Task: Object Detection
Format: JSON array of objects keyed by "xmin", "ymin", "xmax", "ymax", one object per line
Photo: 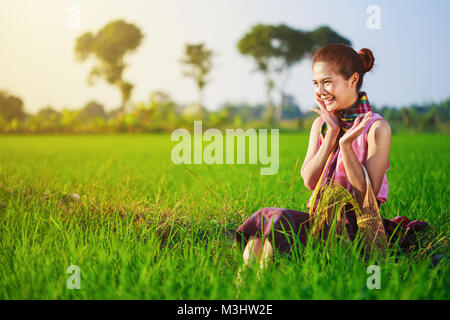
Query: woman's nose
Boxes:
[{"xmin": 316, "ymin": 84, "xmax": 327, "ymax": 95}]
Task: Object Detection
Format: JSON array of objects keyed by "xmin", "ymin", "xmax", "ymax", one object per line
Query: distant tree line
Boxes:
[
  {"xmin": 1, "ymin": 19, "xmax": 448, "ymax": 133},
  {"xmin": 0, "ymin": 89, "xmax": 448, "ymax": 133}
]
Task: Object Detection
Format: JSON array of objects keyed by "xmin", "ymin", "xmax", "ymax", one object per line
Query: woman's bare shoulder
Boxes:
[{"xmin": 368, "ymin": 118, "xmax": 391, "ymax": 142}]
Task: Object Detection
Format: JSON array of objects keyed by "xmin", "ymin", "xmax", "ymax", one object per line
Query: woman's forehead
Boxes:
[{"xmin": 312, "ymin": 62, "xmax": 338, "ymax": 81}]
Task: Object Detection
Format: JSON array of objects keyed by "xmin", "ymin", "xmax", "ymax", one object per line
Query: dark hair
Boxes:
[{"xmin": 312, "ymin": 44, "xmax": 375, "ymax": 91}]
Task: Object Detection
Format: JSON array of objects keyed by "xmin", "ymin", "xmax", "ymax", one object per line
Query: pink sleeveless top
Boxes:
[{"xmin": 307, "ymin": 113, "xmax": 389, "ymax": 207}]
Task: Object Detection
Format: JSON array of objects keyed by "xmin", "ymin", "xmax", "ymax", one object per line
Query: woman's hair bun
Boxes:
[{"xmin": 358, "ymin": 48, "xmax": 374, "ymax": 73}]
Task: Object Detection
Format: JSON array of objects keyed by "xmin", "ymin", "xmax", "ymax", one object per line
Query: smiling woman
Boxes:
[
  {"xmin": 235, "ymin": 44, "xmax": 430, "ymax": 276},
  {"xmin": 306, "ymin": 45, "xmax": 384, "ymax": 207}
]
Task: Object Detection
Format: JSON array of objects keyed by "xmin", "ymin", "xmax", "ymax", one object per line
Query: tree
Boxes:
[
  {"xmin": 37, "ymin": 106, "xmax": 61, "ymax": 119},
  {"xmin": 74, "ymin": 19, "xmax": 144, "ymax": 115},
  {"xmin": 30, "ymin": 106, "xmax": 62, "ymax": 132},
  {"xmin": 149, "ymin": 91, "xmax": 176, "ymax": 118},
  {"xmin": 180, "ymin": 43, "xmax": 214, "ymax": 115},
  {"xmin": 269, "ymin": 24, "xmax": 312, "ymax": 121},
  {"xmin": 78, "ymin": 100, "xmax": 106, "ymax": 122},
  {"xmin": 0, "ymin": 90, "xmax": 26, "ymax": 122},
  {"xmin": 307, "ymin": 25, "xmax": 352, "ymax": 57},
  {"xmin": 280, "ymin": 94, "xmax": 303, "ymax": 119},
  {"xmin": 238, "ymin": 24, "xmax": 277, "ymax": 123}
]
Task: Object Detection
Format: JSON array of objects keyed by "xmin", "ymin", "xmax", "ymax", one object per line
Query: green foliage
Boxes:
[
  {"xmin": 78, "ymin": 101, "xmax": 106, "ymax": 122},
  {"xmin": 180, "ymin": 44, "xmax": 214, "ymax": 90},
  {"xmin": 28, "ymin": 106, "xmax": 63, "ymax": 132},
  {"xmin": 238, "ymin": 24, "xmax": 275, "ymax": 70},
  {"xmin": 0, "ymin": 88, "xmax": 449, "ymax": 134},
  {"xmin": 1, "ymin": 95, "xmax": 449, "ymax": 134},
  {"xmin": 373, "ymin": 99, "xmax": 450, "ymax": 133},
  {"xmin": 271, "ymin": 24, "xmax": 313, "ymax": 66},
  {"xmin": 308, "ymin": 25, "xmax": 352, "ymax": 57}
]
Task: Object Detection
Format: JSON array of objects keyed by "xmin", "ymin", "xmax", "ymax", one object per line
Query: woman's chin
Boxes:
[{"xmin": 326, "ymin": 103, "xmax": 338, "ymax": 112}]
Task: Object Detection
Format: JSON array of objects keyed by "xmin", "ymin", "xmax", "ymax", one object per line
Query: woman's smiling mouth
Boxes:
[{"xmin": 323, "ymin": 97, "xmax": 335, "ymax": 105}]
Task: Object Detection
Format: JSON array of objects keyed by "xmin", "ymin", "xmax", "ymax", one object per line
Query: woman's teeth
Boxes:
[{"xmin": 324, "ymin": 97, "xmax": 335, "ymax": 105}]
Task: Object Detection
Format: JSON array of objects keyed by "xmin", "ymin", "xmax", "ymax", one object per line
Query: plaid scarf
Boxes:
[
  {"xmin": 320, "ymin": 91, "xmax": 372, "ymax": 139},
  {"xmin": 311, "ymin": 91, "xmax": 372, "ymax": 211}
]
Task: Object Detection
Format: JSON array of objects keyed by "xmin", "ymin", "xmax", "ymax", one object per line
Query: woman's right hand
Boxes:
[{"xmin": 310, "ymin": 93, "xmax": 340, "ymax": 134}]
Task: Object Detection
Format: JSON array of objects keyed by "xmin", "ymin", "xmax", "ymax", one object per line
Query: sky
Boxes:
[{"xmin": 0, "ymin": 0, "xmax": 449, "ymax": 113}]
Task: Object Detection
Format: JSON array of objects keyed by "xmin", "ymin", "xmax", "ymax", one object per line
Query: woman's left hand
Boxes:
[{"xmin": 339, "ymin": 111, "xmax": 372, "ymax": 147}]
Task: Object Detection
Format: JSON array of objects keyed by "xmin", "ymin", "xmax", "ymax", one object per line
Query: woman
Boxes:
[{"xmin": 235, "ymin": 44, "xmax": 428, "ymax": 270}]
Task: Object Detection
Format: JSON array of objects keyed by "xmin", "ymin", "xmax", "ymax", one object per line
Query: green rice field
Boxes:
[{"xmin": 0, "ymin": 133, "xmax": 448, "ymax": 299}]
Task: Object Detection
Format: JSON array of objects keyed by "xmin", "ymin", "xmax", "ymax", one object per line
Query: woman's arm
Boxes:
[
  {"xmin": 340, "ymin": 119, "xmax": 391, "ymax": 207},
  {"xmin": 301, "ymin": 117, "xmax": 340, "ymax": 190}
]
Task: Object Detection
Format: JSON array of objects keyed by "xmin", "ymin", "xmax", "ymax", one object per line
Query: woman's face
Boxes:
[{"xmin": 312, "ymin": 61, "xmax": 359, "ymax": 112}]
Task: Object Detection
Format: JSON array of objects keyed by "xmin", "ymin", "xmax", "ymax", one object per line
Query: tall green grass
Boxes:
[{"xmin": 0, "ymin": 133, "xmax": 448, "ymax": 299}]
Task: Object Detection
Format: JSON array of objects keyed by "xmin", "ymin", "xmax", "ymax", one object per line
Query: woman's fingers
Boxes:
[
  {"xmin": 341, "ymin": 112, "xmax": 374, "ymax": 145},
  {"xmin": 361, "ymin": 112, "xmax": 371, "ymax": 122},
  {"xmin": 364, "ymin": 111, "xmax": 372, "ymax": 120},
  {"xmin": 349, "ymin": 114, "xmax": 371, "ymax": 136},
  {"xmin": 314, "ymin": 95, "xmax": 326, "ymax": 111},
  {"xmin": 351, "ymin": 117, "xmax": 360, "ymax": 129},
  {"xmin": 360, "ymin": 112, "xmax": 372, "ymax": 127},
  {"xmin": 354, "ymin": 112, "xmax": 372, "ymax": 129},
  {"xmin": 309, "ymin": 107, "xmax": 321, "ymax": 116}
]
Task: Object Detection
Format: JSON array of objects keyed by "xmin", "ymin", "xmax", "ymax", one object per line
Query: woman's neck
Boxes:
[{"xmin": 341, "ymin": 91, "xmax": 360, "ymax": 113}]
